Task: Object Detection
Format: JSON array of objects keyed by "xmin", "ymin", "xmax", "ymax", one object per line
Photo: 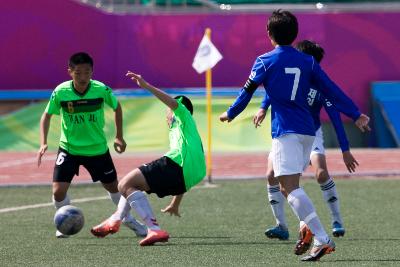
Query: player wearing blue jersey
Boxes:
[
  {"xmin": 219, "ymin": 10, "xmax": 370, "ymax": 261},
  {"xmin": 253, "ymin": 40, "xmax": 358, "ymax": 255}
]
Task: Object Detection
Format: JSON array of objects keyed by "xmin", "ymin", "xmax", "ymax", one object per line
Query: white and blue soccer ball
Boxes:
[{"xmin": 54, "ymin": 205, "xmax": 84, "ymax": 235}]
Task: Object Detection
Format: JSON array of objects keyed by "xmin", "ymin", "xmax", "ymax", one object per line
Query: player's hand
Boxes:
[
  {"xmin": 37, "ymin": 144, "xmax": 48, "ymax": 167},
  {"xmin": 126, "ymin": 71, "xmax": 149, "ymax": 89},
  {"xmin": 219, "ymin": 112, "xmax": 232, "ymax": 122},
  {"xmin": 114, "ymin": 137, "xmax": 126, "ymax": 154},
  {"xmin": 342, "ymin": 150, "xmax": 359, "ymax": 173},
  {"xmin": 253, "ymin": 108, "xmax": 266, "ymax": 128},
  {"xmin": 161, "ymin": 204, "xmax": 181, "ymax": 217},
  {"xmin": 355, "ymin": 114, "xmax": 371, "ymax": 132}
]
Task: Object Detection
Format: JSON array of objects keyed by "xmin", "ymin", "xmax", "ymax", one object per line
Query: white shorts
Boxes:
[
  {"xmin": 310, "ymin": 127, "xmax": 325, "ymax": 158},
  {"xmin": 270, "ymin": 133, "xmax": 315, "ymax": 177}
]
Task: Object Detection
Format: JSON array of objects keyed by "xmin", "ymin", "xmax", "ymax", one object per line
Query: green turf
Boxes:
[{"xmin": 1, "ymin": 179, "xmax": 399, "ymax": 266}]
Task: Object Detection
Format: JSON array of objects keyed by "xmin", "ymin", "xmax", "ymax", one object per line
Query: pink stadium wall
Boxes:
[{"xmin": 1, "ymin": 0, "xmax": 400, "ymax": 114}]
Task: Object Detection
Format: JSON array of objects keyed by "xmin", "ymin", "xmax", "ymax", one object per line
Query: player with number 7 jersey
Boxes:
[{"xmin": 219, "ymin": 10, "xmax": 370, "ymax": 262}]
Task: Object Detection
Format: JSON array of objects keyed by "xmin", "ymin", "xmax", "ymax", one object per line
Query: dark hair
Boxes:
[
  {"xmin": 295, "ymin": 40, "xmax": 325, "ymax": 63},
  {"xmin": 68, "ymin": 52, "xmax": 94, "ymax": 69},
  {"xmin": 174, "ymin": 95, "xmax": 193, "ymax": 115},
  {"xmin": 267, "ymin": 10, "xmax": 298, "ymax": 45}
]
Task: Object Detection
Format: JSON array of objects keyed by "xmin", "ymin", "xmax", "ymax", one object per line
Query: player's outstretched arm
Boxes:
[
  {"xmin": 126, "ymin": 71, "xmax": 178, "ymax": 111},
  {"xmin": 113, "ymin": 102, "xmax": 126, "ymax": 154},
  {"xmin": 37, "ymin": 112, "xmax": 52, "ymax": 167},
  {"xmin": 161, "ymin": 194, "xmax": 183, "ymax": 217}
]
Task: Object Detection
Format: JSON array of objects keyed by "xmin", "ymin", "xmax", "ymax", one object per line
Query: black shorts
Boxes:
[
  {"xmin": 139, "ymin": 156, "xmax": 186, "ymax": 198},
  {"xmin": 53, "ymin": 148, "xmax": 117, "ymax": 184}
]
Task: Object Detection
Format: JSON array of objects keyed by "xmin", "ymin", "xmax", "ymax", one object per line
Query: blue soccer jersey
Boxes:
[
  {"xmin": 226, "ymin": 46, "xmax": 361, "ymax": 138},
  {"xmin": 262, "ymin": 88, "xmax": 350, "ymax": 152}
]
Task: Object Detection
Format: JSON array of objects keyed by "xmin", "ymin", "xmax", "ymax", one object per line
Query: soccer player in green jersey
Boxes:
[
  {"xmin": 37, "ymin": 52, "xmax": 146, "ymax": 238},
  {"xmin": 91, "ymin": 71, "xmax": 206, "ymax": 246}
]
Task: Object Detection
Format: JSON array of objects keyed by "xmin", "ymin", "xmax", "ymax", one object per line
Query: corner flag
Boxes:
[
  {"xmin": 192, "ymin": 28, "xmax": 222, "ymax": 185},
  {"xmin": 192, "ymin": 34, "xmax": 223, "ymax": 74}
]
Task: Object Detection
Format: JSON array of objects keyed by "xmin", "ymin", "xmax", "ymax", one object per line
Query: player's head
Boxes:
[
  {"xmin": 174, "ymin": 95, "xmax": 193, "ymax": 115},
  {"xmin": 295, "ymin": 40, "xmax": 325, "ymax": 63},
  {"xmin": 68, "ymin": 52, "xmax": 94, "ymax": 88},
  {"xmin": 166, "ymin": 95, "xmax": 193, "ymax": 127},
  {"xmin": 267, "ymin": 10, "xmax": 298, "ymax": 46}
]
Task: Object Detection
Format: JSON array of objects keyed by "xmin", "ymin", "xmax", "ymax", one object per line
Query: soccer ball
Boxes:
[{"xmin": 54, "ymin": 205, "xmax": 85, "ymax": 235}]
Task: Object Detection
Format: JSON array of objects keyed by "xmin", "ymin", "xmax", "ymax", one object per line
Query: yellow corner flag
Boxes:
[
  {"xmin": 192, "ymin": 31, "xmax": 223, "ymax": 74},
  {"xmin": 192, "ymin": 28, "xmax": 222, "ymax": 185}
]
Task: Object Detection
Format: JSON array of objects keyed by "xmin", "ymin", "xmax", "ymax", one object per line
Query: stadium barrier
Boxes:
[{"xmin": 371, "ymin": 81, "xmax": 400, "ymax": 147}]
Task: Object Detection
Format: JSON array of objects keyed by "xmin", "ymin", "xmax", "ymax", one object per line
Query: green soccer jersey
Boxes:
[
  {"xmin": 164, "ymin": 99, "xmax": 206, "ymax": 190},
  {"xmin": 45, "ymin": 80, "xmax": 118, "ymax": 156}
]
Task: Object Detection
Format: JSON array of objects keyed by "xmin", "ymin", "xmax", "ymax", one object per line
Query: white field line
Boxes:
[{"xmin": 0, "ymin": 196, "xmax": 108, "ymax": 214}]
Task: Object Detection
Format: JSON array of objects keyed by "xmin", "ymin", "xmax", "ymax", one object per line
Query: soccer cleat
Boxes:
[
  {"xmin": 332, "ymin": 221, "xmax": 345, "ymax": 237},
  {"xmin": 56, "ymin": 230, "xmax": 69, "ymax": 238},
  {"xmin": 90, "ymin": 218, "xmax": 121, "ymax": 238},
  {"xmin": 264, "ymin": 225, "xmax": 289, "ymax": 240},
  {"xmin": 294, "ymin": 224, "xmax": 313, "ymax": 255},
  {"xmin": 301, "ymin": 238, "xmax": 335, "ymax": 261},
  {"xmin": 139, "ymin": 229, "xmax": 169, "ymax": 246},
  {"xmin": 122, "ymin": 218, "xmax": 148, "ymax": 237}
]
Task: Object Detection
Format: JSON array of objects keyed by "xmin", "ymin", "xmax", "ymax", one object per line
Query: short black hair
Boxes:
[
  {"xmin": 295, "ymin": 40, "xmax": 325, "ymax": 63},
  {"xmin": 174, "ymin": 95, "xmax": 193, "ymax": 115},
  {"xmin": 267, "ymin": 10, "xmax": 298, "ymax": 45},
  {"xmin": 69, "ymin": 52, "xmax": 93, "ymax": 69}
]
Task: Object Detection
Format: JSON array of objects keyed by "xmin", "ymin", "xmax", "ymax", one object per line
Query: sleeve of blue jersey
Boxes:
[
  {"xmin": 260, "ymin": 92, "xmax": 271, "ymax": 110},
  {"xmin": 226, "ymin": 88, "xmax": 254, "ymax": 119},
  {"xmin": 227, "ymin": 57, "xmax": 266, "ymax": 119},
  {"xmin": 324, "ymin": 100, "xmax": 350, "ymax": 152},
  {"xmin": 311, "ymin": 62, "xmax": 361, "ymax": 121}
]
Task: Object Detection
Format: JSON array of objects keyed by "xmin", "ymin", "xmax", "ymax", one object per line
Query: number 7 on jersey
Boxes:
[{"xmin": 285, "ymin": 67, "xmax": 301, "ymax": 100}]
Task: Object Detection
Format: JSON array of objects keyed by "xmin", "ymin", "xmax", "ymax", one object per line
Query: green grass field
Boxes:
[{"xmin": 1, "ymin": 179, "xmax": 399, "ymax": 266}]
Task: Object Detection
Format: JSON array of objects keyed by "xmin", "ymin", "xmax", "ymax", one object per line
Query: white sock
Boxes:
[
  {"xmin": 320, "ymin": 178, "xmax": 343, "ymax": 225},
  {"xmin": 267, "ymin": 185, "xmax": 287, "ymax": 229},
  {"xmin": 53, "ymin": 195, "xmax": 70, "ymax": 210},
  {"xmin": 108, "ymin": 192, "xmax": 137, "ymax": 223},
  {"xmin": 287, "ymin": 188, "xmax": 329, "ymax": 246},
  {"xmin": 110, "ymin": 196, "xmax": 132, "ymax": 221},
  {"xmin": 126, "ymin": 191, "xmax": 160, "ymax": 230}
]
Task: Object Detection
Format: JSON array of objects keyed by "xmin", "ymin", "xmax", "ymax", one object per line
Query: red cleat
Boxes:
[
  {"xmin": 90, "ymin": 219, "xmax": 121, "ymax": 238},
  {"xmin": 294, "ymin": 224, "xmax": 314, "ymax": 255},
  {"xmin": 139, "ymin": 229, "xmax": 169, "ymax": 246}
]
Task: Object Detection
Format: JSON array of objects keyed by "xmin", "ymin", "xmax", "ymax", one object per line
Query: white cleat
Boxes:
[
  {"xmin": 56, "ymin": 230, "xmax": 69, "ymax": 238},
  {"xmin": 122, "ymin": 218, "xmax": 148, "ymax": 237}
]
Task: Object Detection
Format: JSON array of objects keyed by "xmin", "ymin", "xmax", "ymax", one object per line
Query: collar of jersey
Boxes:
[
  {"xmin": 71, "ymin": 80, "xmax": 91, "ymax": 97},
  {"xmin": 275, "ymin": 45, "xmax": 295, "ymax": 51}
]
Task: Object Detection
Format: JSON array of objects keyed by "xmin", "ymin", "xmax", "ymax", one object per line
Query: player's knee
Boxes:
[
  {"xmin": 118, "ymin": 178, "xmax": 129, "ymax": 196},
  {"xmin": 316, "ymin": 168, "xmax": 329, "ymax": 183}
]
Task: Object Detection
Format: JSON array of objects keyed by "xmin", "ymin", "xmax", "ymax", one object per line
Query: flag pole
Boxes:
[{"xmin": 205, "ymin": 28, "xmax": 213, "ymax": 184}]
